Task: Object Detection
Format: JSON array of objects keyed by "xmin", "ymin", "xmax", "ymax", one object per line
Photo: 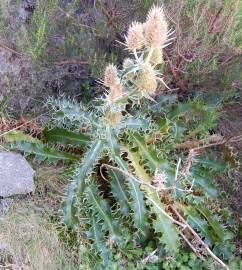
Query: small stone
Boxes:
[{"xmin": 0, "ymin": 152, "xmax": 35, "ymax": 198}]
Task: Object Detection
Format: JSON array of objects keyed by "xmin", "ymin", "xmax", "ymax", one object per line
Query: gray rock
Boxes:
[
  {"xmin": 0, "ymin": 198, "xmax": 14, "ymax": 216},
  {"xmin": 0, "ymin": 152, "xmax": 35, "ymax": 197}
]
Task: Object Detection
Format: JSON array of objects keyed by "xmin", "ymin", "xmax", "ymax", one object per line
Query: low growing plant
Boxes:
[{"xmin": 6, "ymin": 5, "xmax": 241, "ymax": 270}]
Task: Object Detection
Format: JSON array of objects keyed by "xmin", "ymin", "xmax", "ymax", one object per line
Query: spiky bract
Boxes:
[
  {"xmin": 136, "ymin": 63, "xmax": 157, "ymax": 94},
  {"xmin": 144, "ymin": 6, "xmax": 168, "ymax": 48},
  {"xmin": 125, "ymin": 22, "xmax": 145, "ymax": 51},
  {"xmin": 104, "ymin": 64, "xmax": 120, "ymax": 88},
  {"xmin": 150, "ymin": 47, "xmax": 163, "ymax": 66}
]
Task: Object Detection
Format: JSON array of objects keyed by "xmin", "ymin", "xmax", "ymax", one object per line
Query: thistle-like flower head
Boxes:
[
  {"xmin": 125, "ymin": 22, "xmax": 145, "ymax": 51},
  {"xmin": 144, "ymin": 5, "xmax": 168, "ymax": 48},
  {"xmin": 104, "ymin": 64, "xmax": 120, "ymax": 88},
  {"xmin": 108, "ymin": 112, "xmax": 122, "ymax": 125},
  {"xmin": 108, "ymin": 83, "xmax": 124, "ymax": 103},
  {"xmin": 136, "ymin": 63, "xmax": 157, "ymax": 94}
]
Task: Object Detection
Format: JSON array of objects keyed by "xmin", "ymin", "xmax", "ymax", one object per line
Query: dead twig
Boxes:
[
  {"xmin": 170, "ymin": 206, "xmax": 230, "ymax": 270},
  {"xmin": 179, "ymin": 231, "xmax": 205, "ymax": 261},
  {"xmin": 55, "ymin": 60, "xmax": 89, "ymax": 66},
  {"xmin": 0, "ymin": 42, "xmax": 23, "ymax": 56}
]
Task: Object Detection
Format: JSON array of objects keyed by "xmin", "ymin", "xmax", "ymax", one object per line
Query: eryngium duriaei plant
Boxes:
[{"xmin": 8, "ymin": 5, "xmax": 234, "ymax": 270}]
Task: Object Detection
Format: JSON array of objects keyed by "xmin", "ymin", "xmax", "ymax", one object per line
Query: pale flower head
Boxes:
[
  {"xmin": 108, "ymin": 83, "xmax": 124, "ymax": 103},
  {"xmin": 136, "ymin": 63, "xmax": 157, "ymax": 94},
  {"xmin": 144, "ymin": 5, "xmax": 168, "ymax": 48},
  {"xmin": 108, "ymin": 112, "xmax": 122, "ymax": 125},
  {"xmin": 125, "ymin": 22, "xmax": 145, "ymax": 51},
  {"xmin": 104, "ymin": 64, "xmax": 120, "ymax": 88}
]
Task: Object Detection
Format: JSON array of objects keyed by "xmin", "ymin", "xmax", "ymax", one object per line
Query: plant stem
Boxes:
[{"xmin": 146, "ymin": 47, "xmax": 154, "ymax": 63}]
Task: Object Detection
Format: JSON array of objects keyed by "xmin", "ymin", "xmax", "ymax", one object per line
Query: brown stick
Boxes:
[
  {"xmin": 179, "ymin": 231, "xmax": 205, "ymax": 261},
  {"xmin": 176, "ymin": 135, "xmax": 242, "ymax": 150},
  {"xmin": 0, "ymin": 43, "xmax": 23, "ymax": 56},
  {"xmin": 170, "ymin": 206, "xmax": 230, "ymax": 270},
  {"xmin": 55, "ymin": 59, "xmax": 89, "ymax": 66}
]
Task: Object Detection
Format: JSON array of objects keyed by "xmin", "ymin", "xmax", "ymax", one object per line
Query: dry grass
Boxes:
[
  {"xmin": 0, "ymin": 205, "xmax": 76, "ymax": 270},
  {"xmin": 0, "ymin": 163, "xmax": 95, "ymax": 270},
  {"xmin": 0, "ymin": 164, "xmax": 81, "ymax": 270},
  {"xmin": 163, "ymin": 0, "xmax": 242, "ymax": 92}
]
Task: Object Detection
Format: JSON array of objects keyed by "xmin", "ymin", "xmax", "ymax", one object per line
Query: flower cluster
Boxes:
[{"xmin": 102, "ymin": 5, "xmax": 172, "ymax": 125}]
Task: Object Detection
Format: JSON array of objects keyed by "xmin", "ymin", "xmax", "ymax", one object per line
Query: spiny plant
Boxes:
[{"xmin": 7, "ymin": 5, "xmax": 240, "ymax": 270}]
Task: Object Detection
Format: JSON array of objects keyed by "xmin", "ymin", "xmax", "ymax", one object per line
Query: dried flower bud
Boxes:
[
  {"xmin": 108, "ymin": 83, "xmax": 123, "ymax": 102},
  {"xmin": 104, "ymin": 64, "xmax": 119, "ymax": 88},
  {"xmin": 144, "ymin": 6, "xmax": 168, "ymax": 48},
  {"xmin": 125, "ymin": 22, "xmax": 145, "ymax": 51},
  {"xmin": 136, "ymin": 64, "xmax": 157, "ymax": 94},
  {"xmin": 150, "ymin": 47, "xmax": 163, "ymax": 66},
  {"xmin": 108, "ymin": 112, "xmax": 122, "ymax": 125}
]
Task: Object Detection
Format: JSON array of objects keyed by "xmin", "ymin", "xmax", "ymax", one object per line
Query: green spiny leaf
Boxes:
[
  {"xmin": 62, "ymin": 182, "xmax": 79, "ymax": 227},
  {"xmin": 88, "ymin": 216, "xmax": 110, "ymax": 266},
  {"xmin": 196, "ymin": 205, "xmax": 225, "ymax": 242},
  {"xmin": 3, "ymin": 130, "xmax": 41, "ymax": 143},
  {"xmin": 43, "ymin": 128, "xmax": 91, "ymax": 146},
  {"xmin": 86, "ymin": 183, "xmax": 122, "ymax": 241},
  {"xmin": 109, "ymin": 169, "xmax": 130, "ymax": 217},
  {"xmin": 62, "ymin": 140, "xmax": 103, "ymax": 227},
  {"xmin": 76, "ymin": 139, "xmax": 103, "ymax": 192},
  {"xmin": 182, "ymin": 205, "xmax": 214, "ymax": 245},
  {"xmin": 106, "ymin": 129, "xmax": 149, "ymax": 236},
  {"xmin": 125, "ymin": 147, "xmax": 179, "ymax": 252},
  {"xmin": 131, "ymin": 133, "xmax": 168, "ymax": 172},
  {"xmin": 149, "ymin": 193, "xmax": 180, "ymax": 252},
  {"xmin": 9, "ymin": 141, "xmax": 79, "ymax": 163}
]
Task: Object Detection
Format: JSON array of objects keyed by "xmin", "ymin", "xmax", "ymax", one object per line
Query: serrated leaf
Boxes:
[
  {"xmin": 191, "ymin": 168, "xmax": 218, "ymax": 197},
  {"xmin": 3, "ymin": 130, "xmax": 41, "ymax": 143},
  {"xmin": 86, "ymin": 184, "xmax": 121, "ymax": 241},
  {"xmin": 183, "ymin": 206, "xmax": 214, "ymax": 245},
  {"xmin": 76, "ymin": 140, "xmax": 103, "ymax": 192},
  {"xmin": 197, "ymin": 156, "xmax": 227, "ymax": 172},
  {"xmin": 62, "ymin": 140, "xmax": 103, "ymax": 227},
  {"xmin": 44, "ymin": 128, "xmax": 91, "ymax": 146},
  {"xmin": 106, "ymin": 128, "xmax": 149, "ymax": 236},
  {"xmin": 109, "ymin": 169, "xmax": 130, "ymax": 216},
  {"xmin": 150, "ymin": 193, "xmax": 180, "ymax": 252},
  {"xmin": 196, "ymin": 205, "xmax": 225, "ymax": 242},
  {"xmin": 118, "ymin": 117, "xmax": 150, "ymax": 131},
  {"xmin": 62, "ymin": 182, "xmax": 79, "ymax": 227},
  {"xmin": 49, "ymin": 97, "xmax": 99, "ymax": 129},
  {"xmin": 125, "ymin": 147, "xmax": 150, "ymax": 182},
  {"xmin": 115, "ymin": 154, "xmax": 149, "ymax": 236},
  {"xmin": 125, "ymin": 146, "xmax": 179, "ymax": 252},
  {"xmin": 88, "ymin": 217, "xmax": 110, "ymax": 266},
  {"xmin": 9, "ymin": 141, "xmax": 79, "ymax": 163},
  {"xmin": 131, "ymin": 133, "xmax": 168, "ymax": 172},
  {"xmin": 127, "ymin": 180, "xmax": 149, "ymax": 234}
]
